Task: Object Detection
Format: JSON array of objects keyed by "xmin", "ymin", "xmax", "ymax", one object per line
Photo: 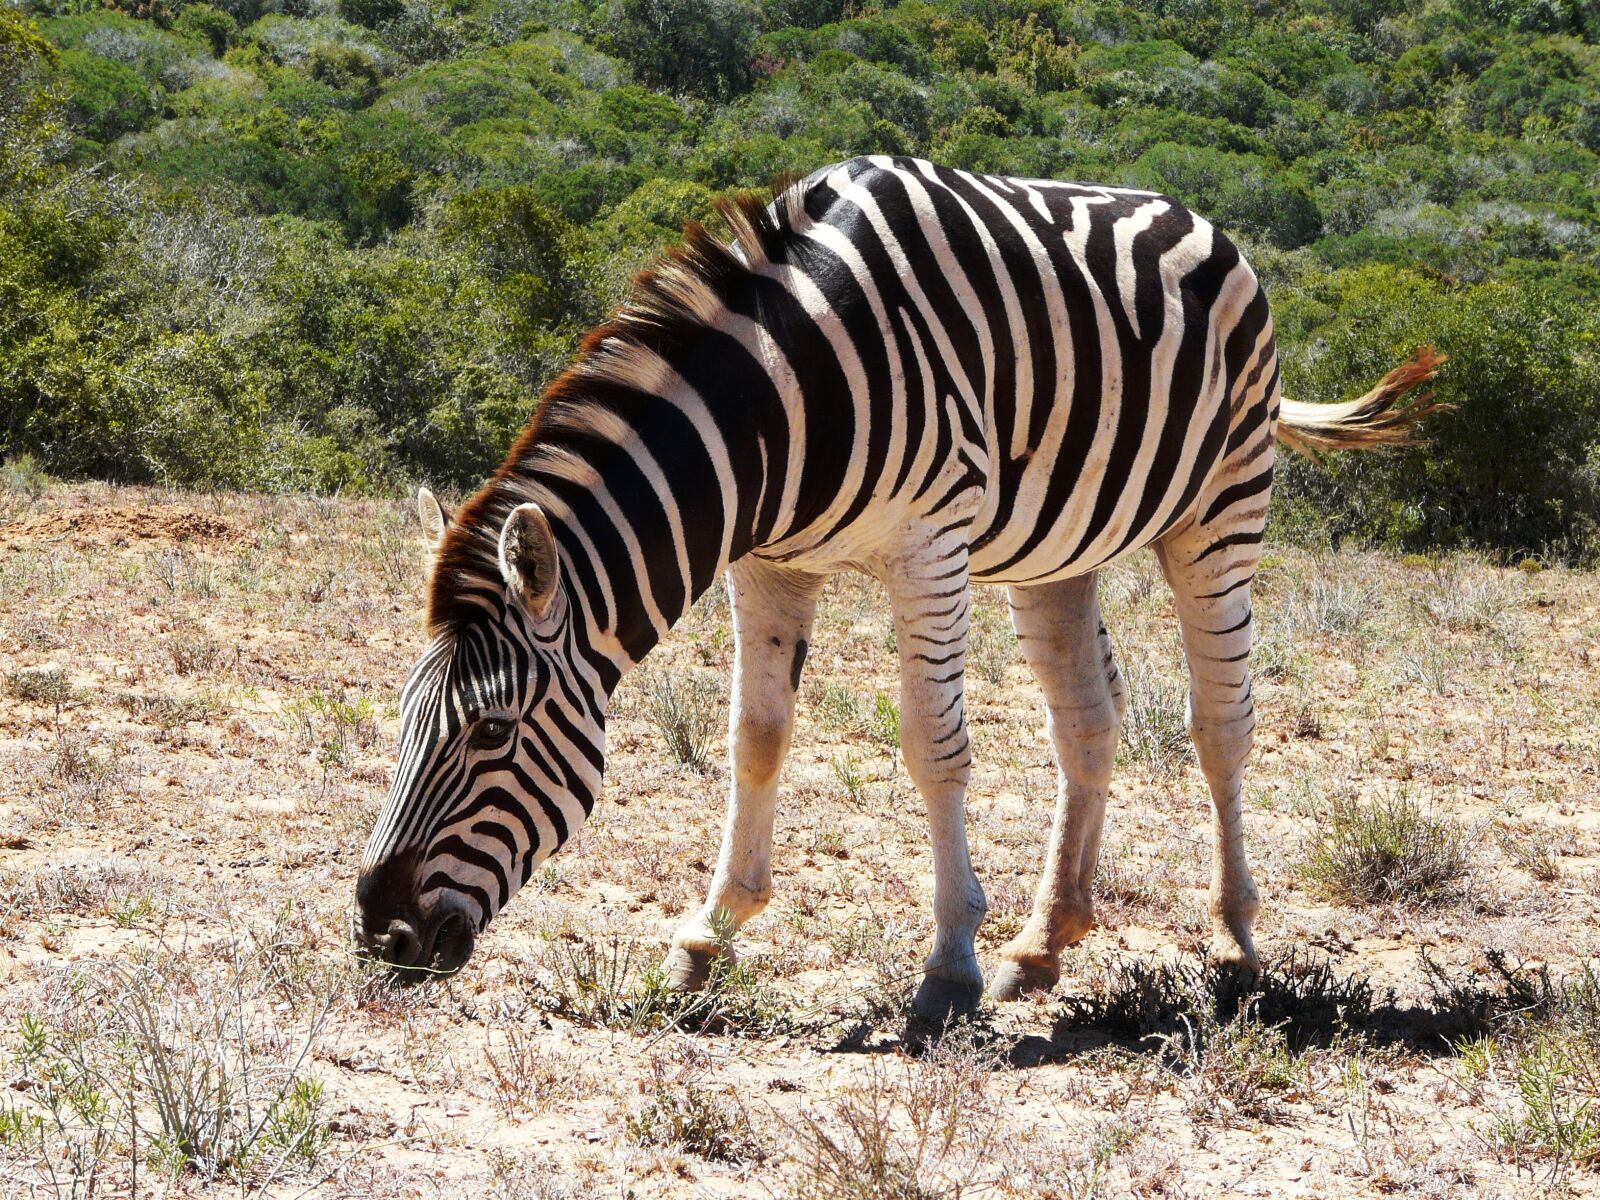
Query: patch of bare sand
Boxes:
[{"xmin": 0, "ymin": 504, "xmax": 250, "ymax": 548}]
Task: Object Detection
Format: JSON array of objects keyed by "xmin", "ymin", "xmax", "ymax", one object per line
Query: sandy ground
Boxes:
[{"xmin": 0, "ymin": 482, "xmax": 1597, "ymax": 1198}]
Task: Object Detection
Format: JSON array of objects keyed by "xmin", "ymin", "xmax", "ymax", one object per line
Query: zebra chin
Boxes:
[{"xmin": 352, "ymin": 852, "xmax": 483, "ymax": 980}]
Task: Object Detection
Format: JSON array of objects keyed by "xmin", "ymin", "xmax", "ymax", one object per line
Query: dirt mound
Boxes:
[{"xmin": 0, "ymin": 505, "xmax": 249, "ymax": 548}]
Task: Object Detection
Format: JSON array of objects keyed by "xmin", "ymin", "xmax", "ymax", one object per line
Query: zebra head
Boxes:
[{"xmin": 353, "ymin": 489, "xmax": 605, "ymax": 978}]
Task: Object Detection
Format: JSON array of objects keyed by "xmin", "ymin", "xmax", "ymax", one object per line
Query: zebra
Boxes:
[{"xmin": 353, "ymin": 155, "xmax": 1441, "ymax": 1017}]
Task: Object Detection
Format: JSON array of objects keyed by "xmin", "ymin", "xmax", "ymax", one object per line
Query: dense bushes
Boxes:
[
  {"xmin": 1, "ymin": 0, "xmax": 1599, "ymax": 561},
  {"xmin": 1275, "ymin": 268, "xmax": 1600, "ymax": 559},
  {"xmin": 1131, "ymin": 144, "xmax": 1322, "ymax": 248}
]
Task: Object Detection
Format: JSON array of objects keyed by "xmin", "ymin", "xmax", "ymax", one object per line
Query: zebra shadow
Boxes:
[{"xmin": 822, "ymin": 948, "xmax": 1571, "ymax": 1068}]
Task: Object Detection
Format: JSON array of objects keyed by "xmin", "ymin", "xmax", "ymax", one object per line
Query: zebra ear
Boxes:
[
  {"xmin": 498, "ymin": 502, "xmax": 561, "ymax": 619},
  {"xmin": 417, "ymin": 487, "xmax": 450, "ymax": 551}
]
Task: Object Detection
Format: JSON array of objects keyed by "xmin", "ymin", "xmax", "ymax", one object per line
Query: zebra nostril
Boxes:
[
  {"xmin": 356, "ymin": 916, "xmax": 425, "ymax": 968},
  {"xmin": 382, "ymin": 918, "xmax": 424, "ymax": 967}
]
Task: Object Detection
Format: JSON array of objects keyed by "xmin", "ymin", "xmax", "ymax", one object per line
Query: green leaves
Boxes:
[{"xmin": 1277, "ymin": 266, "xmax": 1600, "ymax": 560}]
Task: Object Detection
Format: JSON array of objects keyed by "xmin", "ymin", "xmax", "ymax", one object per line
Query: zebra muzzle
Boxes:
[{"xmin": 356, "ymin": 907, "xmax": 477, "ymax": 979}]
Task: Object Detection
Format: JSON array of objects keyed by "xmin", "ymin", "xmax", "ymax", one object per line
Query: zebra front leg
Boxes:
[
  {"xmin": 664, "ymin": 560, "xmax": 826, "ymax": 991},
  {"xmin": 881, "ymin": 541, "xmax": 987, "ymax": 1020},
  {"xmin": 989, "ymin": 575, "xmax": 1124, "ymax": 1000},
  {"xmin": 1155, "ymin": 534, "xmax": 1262, "ymax": 971}
]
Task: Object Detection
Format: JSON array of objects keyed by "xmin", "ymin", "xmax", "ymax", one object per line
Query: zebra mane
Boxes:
[{"xmin": 426, "ymin": 182, "xmax": 802, "ymax": 634}]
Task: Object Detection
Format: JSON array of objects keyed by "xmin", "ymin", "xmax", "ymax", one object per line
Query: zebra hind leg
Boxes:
[
  {"xmin": 879, "ymin": 536, "xmax": 988, "ymax": 1021},
  {"xmin": 663, "ymin": 560, "xmax": 826, "ymax": 992},
  {"xmin": 1155, "ymin": 524, "xmax": 1264, "ymax": 972},
  {"xmin": 989, "ymin": 574, "xmax": 1124, "ymax": 1000}
]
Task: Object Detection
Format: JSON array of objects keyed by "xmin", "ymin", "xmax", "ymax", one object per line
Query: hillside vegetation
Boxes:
[{"xmin": 2, "ymin": 0, "xmax": 1600, "ymax": 559}]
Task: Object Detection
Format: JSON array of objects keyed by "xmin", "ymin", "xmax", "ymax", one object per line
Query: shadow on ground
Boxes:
[{"xmin": 823, "ymin": 948, "xmax": 1575, "ymax": 1067}]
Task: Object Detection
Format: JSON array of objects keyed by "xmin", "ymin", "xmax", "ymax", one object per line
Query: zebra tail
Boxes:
[{"xmin": 1275, "ymin": 345, "xmax": 1450, "ymax": 457}]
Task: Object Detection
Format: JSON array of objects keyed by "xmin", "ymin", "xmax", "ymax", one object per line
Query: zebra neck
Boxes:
[{"xmin": 514, "ymin": 368, "xmax": 791, "ymax": 678}]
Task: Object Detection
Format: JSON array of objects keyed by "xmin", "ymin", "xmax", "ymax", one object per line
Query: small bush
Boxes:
[
  {"xmin": 831, "ymin": 750, "xmax": 866, "ymax": 804},
  {"xmin": 282, "ymin": 688, "xmax": 378, "ymax": 767},
  {"xmin": 52, "ymin": 733, "xmax": 124, "ymax": 792},
  {"xmin": 2, "ymin": 943, "xmax": 334, "ymax": 1188},
  {"xmin": 168, "ymin": 622, "xmax": 227, "ymax": 676},
  {"xmin": 782, "ymin": 1030, "xmax": 1002, "ymax": 1199},
  {"xmin": 1491, "ymin": 1033, "xmax": 1600, "ymax": 1171},
  {"xmin": 869, "ymin": 692, "xmax": 900, "ymax": 748},
  {"xmin": 484, "ymin": 1025, "xmax": 580, "ymax": 1117},
  {"xmin": 172, "ymin": 4, "xmax": 236, "ymax": 55},
  {"xmin": 641, "ymin": 671, "xmax": 724, "ymax": 772},
  {"xmin": 112, "ymin": 689, "xmax": 215, "ymax": 731},
  {"xmin": 1170, "ymin": 1005, "xmax": 1303, "ymax": 1124},
  {"xmin": 5, "ymin": 668, "xmax": 74, "ymax": 709},
  {"xmin": 1301, "ymin": 792, "xmax": 1470, "ymax": 906},
  {"xmin": 1498, "ymin": 822, "xmax": 1562, "ymax": 882},
  {"xmin": 1433, "ymin": 955, "xmax": 1600, "ymax": 1172},
  {"xmin": 626, "ymin": 1062, "xmax": 760, "ymax": 1162},
  {"xmin": 1400, "ymin": 641, "xmax": 1456, "ymax": 693},
  {"xmin": 0, "ymin": 453, "xmax": 50, "ymax": 499},
  {"xmin": 1118, "ymin": 659, "xmax": 1191, "ymax": 774}
]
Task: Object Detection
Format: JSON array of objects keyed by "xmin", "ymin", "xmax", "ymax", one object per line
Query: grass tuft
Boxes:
[
  {"xmin": 641, "ymin": 672, "xmax": 724, "ymax": 772},
  {"xmin": 1301, "ymin": 791, "xmax": 1470, "ymax": 906},
  {"xmin": 1117, "ymin": 659, "xmax": 1191, "ymax": 774},
  {"xmin": 1497, "ymin": 821, "xmax": 1562, "ymax": 882},
  {"xmin": 1410, "ymin": 563, "xmax": 1520, "ymax": 636},
  {"xmin": 1287, "ymin": 576, "xmax": 1374, "ymax": 638},
  {"xmin": 540, "ymin": 935, "xmax": 792, "ymax": 1038}
]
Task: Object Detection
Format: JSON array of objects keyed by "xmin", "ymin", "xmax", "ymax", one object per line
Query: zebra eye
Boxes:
[{"xmin": 468, "ymin": 716, "xmax": 516, "ymax": 750}]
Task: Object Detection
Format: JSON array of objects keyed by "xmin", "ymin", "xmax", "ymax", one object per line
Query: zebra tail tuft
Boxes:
[{"xmin": 1276, "ymin": 344, "xmax": 1450, "ymax": 457}]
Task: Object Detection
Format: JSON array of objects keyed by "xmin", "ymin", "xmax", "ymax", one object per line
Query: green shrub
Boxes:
[
  {"xmin": 1131, "ymin": 142, "xmax": 1322, "ymax": 249},
  {"xmin": 173, "ymin": 4, "xmax": 236, "ymax": 56},
  {"xmin": 604, "ymin": 0, "xmax": 760, "ymax": 99},
  {"xmin": 1276, "ymin": 266, "xmax": 1600, "ymax": 563},
  {"xmin": 337, "ymin": 0, "xmax": 404, "ymax": 28},
  {"xmin": 56, "ymin": 49, "xmax": 159, "ymax": 143}
]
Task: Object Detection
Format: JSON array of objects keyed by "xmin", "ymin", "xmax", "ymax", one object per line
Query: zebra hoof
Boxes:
[
  {"xmin": 986, "ymin": 959, "xmax": 1059, "ymax": 1002},
  {"xmin": 1207, "ymin": 931, "xmax": 1262, "ymax": 977},
  {"xmin": 913, "ymin": 975, "xmax": 983, "ymax": 1023},
  {"xmin": 662, "ymin": 946, "xmax": 717, "ymax": 992}
]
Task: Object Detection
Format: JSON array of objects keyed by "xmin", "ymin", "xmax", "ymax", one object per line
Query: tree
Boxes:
[
  {"xmin": 604, "ymin": 0, "xmax": 760, "ymax": 99},
  {"xmin": 0, "ymin": 8, "xmax": 63, "ymax": 192}
]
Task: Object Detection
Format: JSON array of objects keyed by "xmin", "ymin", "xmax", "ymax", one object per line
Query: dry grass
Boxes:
[
  {"xmin": 0, "ymin": 482, "xmax": 1596, "ymax": 1197},
  {"xmin": 624, "ymin": 1058, "xmax": 762, "ymax": 1163},
  {"xmin": 1300, "ymin": 790, "xmax": 1472, "ymax": 906}
]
